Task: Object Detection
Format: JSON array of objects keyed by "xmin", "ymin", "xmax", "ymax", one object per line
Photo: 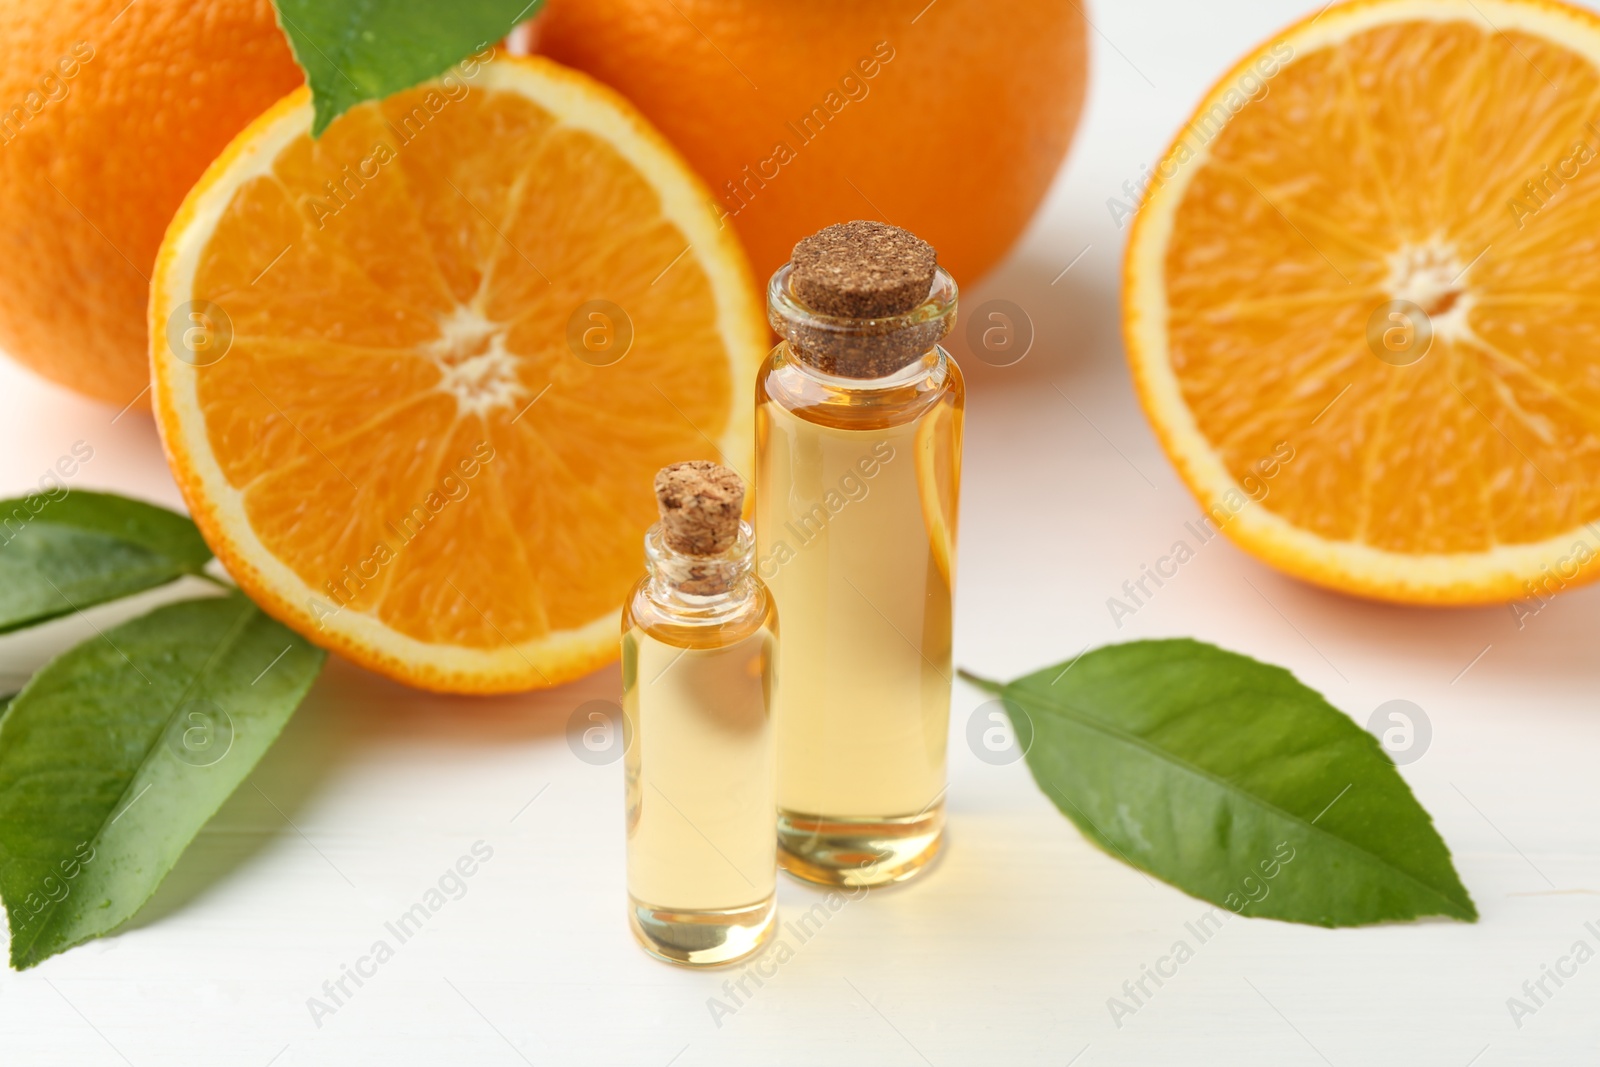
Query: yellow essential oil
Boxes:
[
  {"xmin": 755, "ymin": 222, "xmax": 962, "ymax": 887},
  {"xmin": 621, "ymin": 462, "xmax": 777, "ymax": 965}
]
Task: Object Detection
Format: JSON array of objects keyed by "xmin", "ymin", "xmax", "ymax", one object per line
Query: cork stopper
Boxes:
[
  {"xmin": 654, "ymin": 460, "xmax": 744, "ymax": 556},
  {"xmin": 790, "ymin": 221, "xmax": 937, "ymax": 319},
  {"xmin": 773, "ymin": 221, "xmax": 954, "ymax": 379}
]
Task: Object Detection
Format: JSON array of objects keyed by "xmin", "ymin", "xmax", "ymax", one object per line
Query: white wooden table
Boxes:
[{"xmin": 4, "ymin": 2, "xmax": 1598, "ymax": 1062}]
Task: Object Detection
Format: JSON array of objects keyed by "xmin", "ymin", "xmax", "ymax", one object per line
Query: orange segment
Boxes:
[
  {"xmin": 1125, "ymin": 0, "xmax": 1600, "ymax": 604},
  {"xmin": 915, "ymin": 388, "xmax": 964, "ymax": 586},
  {"xmin": 151, "ymin": 57, "xmax": 765, "ymax": 693}
]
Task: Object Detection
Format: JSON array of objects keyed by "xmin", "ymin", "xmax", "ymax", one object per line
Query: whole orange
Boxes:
[
  {"xmin": 536, "ymin": 0, "xmax": 1088, "ymax": 286},
  {"xmin": 0, "ymin": 0, "xmax": 301, "ymax": 409}
]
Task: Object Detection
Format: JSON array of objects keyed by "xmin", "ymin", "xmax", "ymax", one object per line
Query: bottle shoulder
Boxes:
[
  {"xmin": 757, "ymin": 342, "xmax": 960, "ymax": 431},
  {"xmin": 623, "ymin": 575, "xmax": 776, "ymax": 651},
  {"xmin": 944, "ymin": 349, "xmax": 966, "ymax": 402}
]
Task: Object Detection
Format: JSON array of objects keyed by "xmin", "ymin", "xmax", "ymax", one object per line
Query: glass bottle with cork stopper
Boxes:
[
  {"xmin": 756, "ymin": 220, "xmax": 962, "ymax": 887},
  {"xmin": 621, "ymin": 461, "xmax": 778, "ymax": 965}
]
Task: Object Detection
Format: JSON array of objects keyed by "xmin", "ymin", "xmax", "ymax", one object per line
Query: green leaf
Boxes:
[
  {"xmin": 0, "ymin": 594, "xmax": 325, "ymax": 968},
  {"xmin": 272, "ymin": 0, "xmax": 545, "ymax": 136},
  {"xmin": 964, "ymin": 639, "xmax": 1476, "ymax": 926},
  {"xmin": 0, "ymin": 490, "xmax": 213, "ymax": 635}
]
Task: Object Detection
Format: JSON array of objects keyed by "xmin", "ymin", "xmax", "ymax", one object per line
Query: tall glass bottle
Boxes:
[
  {"xmin": 755, "ymin": 222, "xmax": 962, "ymax": 887},
  {"xmin": 621, "ymin": 462, "xmax": 778, "ymax": 965}
]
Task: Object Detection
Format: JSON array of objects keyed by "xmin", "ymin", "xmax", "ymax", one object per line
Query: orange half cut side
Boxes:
[
  {"xmin": 151, "ymin": 56, "xmax": 766, "ymax": 693},
  {"xmin": 1125, "ymin": 0, "xmax": 1600, "ymax": 604}
]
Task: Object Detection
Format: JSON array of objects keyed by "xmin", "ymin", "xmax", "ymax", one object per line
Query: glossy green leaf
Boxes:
[
  {"xmin": 272, "ymin": 0, "xmax": 545, "ymax": 135},
  {"xmin": 964, "ymin": 639, "xmax": 1476, "ymax": 926},
  {"xmin": 0, "ymin": 490, "xmax": 212, "ymax": 635},
  {"xmin": 0, "ymin": 594, "xmax": 325, "ymax": 968}
]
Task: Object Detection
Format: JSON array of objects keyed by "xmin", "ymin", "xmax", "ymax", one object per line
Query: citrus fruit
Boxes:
[
  {"xmin": 535, "ymin": 0, "xmax": 1087, "ymax": 284},
  {"xmin": 1125, "ymin": 0, "xmax": 1600, "ymax": 605},
  {"xmin": 0, "ymin": 0, "xmax": 301, "ymax": 408},
  {"xmin": 150, "ymin": 56, "xmax": 765, "ymax": 693},
  {"xmin": 916, "ymin": 400, "xmax": 960, "ymax": 586}
]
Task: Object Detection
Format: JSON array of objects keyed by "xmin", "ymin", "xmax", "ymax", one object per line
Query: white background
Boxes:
[{"xmin": 5, "ymin": 1, "xmax": 1600, "ymax": 1064}]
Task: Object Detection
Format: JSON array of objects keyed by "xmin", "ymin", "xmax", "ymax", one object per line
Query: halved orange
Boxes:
[
  {"xmin": 151, "ymin": 55, "xmax": 765, "ymax": 693},
  {"xmin": 1125, "ymin": 0, "xmax": 1600, "ymax": 604}
]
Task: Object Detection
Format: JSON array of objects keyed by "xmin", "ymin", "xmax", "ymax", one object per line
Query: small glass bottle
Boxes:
[
  {"xmin": 621, "ymin": 461, "xmax": 778, "ymax": 965},
  {"xmin": 755, "ymin": 221, "xmax": 962, "ymax": 887}
]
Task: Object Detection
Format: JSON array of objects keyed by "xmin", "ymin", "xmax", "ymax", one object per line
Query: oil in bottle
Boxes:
[
  {"xmin": 622, "ymin": 462, "xmax": 777, "ymax": 964},
  {"xmin": 755, "ymin": 221, "xmax": 962, "ymax": 887}
]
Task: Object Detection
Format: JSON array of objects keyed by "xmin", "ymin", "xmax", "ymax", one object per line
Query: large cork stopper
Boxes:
[
  {"xmin": 790, "ymin": 221, "xmax": 937, "ymax": 319},
  {"xmin": 778, "ymin": 220, "xmax": 951, "ymax": 378},
  {"xmin": 654, "ymin": 460, "xmax": 745, "ymax": 557}
]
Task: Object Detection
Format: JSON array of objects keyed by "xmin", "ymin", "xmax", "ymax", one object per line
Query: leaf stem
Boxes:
[
  {"xmin": 194, "ymin": 571, "xmax": 235, "ymax": 591},
  {"xmin": 956, "ymin": 668, "xmax": 1005, "ymax": 695}
]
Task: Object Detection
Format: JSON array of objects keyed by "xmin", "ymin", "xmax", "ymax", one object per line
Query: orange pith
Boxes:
[
  {"xmin": 1125, "ymin": 0, "xmax": 1600, "ymax": 604},
  {"xmin": 152, "ymin": 57, "xmax": 765, "ymax": 692}
]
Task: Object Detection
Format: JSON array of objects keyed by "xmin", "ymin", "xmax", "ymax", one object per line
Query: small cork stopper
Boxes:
[
  {"xmin": 790, "ymin": 221, "xmax": 937, "ymax": 319},
  {"xmin": 654, "ymin": 461, "xmax": 745, "ymax": 557}
]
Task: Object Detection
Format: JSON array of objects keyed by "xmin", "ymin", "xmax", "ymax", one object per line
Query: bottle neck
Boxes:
[
  {"xmin": 778, "ymin": 342, "xmax": 948, "ymax": 395},
  {"xmin": 643, "ymin": 520, "xmax": 759, "ymax": 621}
]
